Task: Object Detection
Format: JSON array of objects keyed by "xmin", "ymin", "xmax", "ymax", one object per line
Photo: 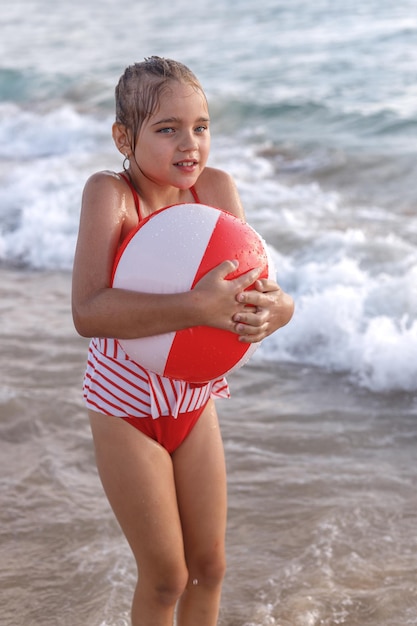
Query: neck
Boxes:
[{"xmin": 125, "ymin": 168, "xmax": 194, "ymax": 216}]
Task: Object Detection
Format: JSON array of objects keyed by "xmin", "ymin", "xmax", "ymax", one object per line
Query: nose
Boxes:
[{"xmin": 178, "ymin": 129, "xmax": 198, "ymax": 152}]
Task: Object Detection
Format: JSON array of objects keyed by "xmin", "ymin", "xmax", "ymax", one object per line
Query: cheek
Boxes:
[
  {"xmin": 201, "ymin": 136, "xmax": 211, "ymax": 159},
  {"xmin": 135, "ymin": 141, "xmax": 168, "ymax": 165}
]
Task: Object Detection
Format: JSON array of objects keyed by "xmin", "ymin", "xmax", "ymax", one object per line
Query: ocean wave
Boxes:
[{"xmin": 256, "ymin": 241, "xmax": 417, "ymax": 394}]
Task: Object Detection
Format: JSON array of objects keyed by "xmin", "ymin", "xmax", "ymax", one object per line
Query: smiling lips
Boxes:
[{"xmin": 175, "ymin": 160, "xmax": 197, "ymax": 169}]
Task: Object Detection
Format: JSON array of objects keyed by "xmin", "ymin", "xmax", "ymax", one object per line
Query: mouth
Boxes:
[{"xmin": 175, "ymin": 160, "xmax": 198, "ymax": 168}]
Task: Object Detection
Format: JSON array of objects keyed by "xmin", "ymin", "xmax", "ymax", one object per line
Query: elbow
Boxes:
[{"xmin": 72, "ymin": 305, "xmax": 94, "ymax": 338}]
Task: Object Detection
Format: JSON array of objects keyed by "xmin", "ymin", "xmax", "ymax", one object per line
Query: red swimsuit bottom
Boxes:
[{"xmin": 121, "ymin": 404, "xmax": 206, "ymax": 454}]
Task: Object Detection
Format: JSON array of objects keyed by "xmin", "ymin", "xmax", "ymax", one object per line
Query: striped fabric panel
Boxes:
[
  {"xmin": 83, "ymin": 342, "xmax": 152, "ymax": 418},
  {"xmin": 83, "ymin": 338, "xmax": 230, "ymax": 419}
]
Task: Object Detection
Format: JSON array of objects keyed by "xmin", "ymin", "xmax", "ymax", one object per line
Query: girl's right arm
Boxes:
[{"xmin": 71, "ymin": 172, "xmax": 261, "ymax": 340}]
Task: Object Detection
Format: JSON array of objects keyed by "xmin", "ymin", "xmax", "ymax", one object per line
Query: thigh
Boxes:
[
  {"xmin": 172, "ymin": 400, "xmax": 227, "ymax": 568},
  {"xmin": 88, "ymin": 410, "xmax": 186, "ymax": 576}
]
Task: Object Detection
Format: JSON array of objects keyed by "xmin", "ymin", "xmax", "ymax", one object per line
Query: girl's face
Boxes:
[{"xmin": 133, "ymin": 81, "xmax": 210, "ymax": 191}]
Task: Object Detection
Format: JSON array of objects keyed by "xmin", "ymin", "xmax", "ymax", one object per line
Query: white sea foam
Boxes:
[
  {"xmin": 257, "ymin": 241, "xmax": 417, "ymax": 393},
  {"xmin": 0, "ymin": 104, "xmax": 114, "ymax": 268}
]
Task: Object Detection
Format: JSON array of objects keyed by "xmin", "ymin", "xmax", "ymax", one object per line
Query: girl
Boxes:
[{"xmin": 72, "ymin": 56, "xmax": 294, "ymax": 626}]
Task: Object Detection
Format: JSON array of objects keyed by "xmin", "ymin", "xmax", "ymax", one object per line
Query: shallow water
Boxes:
[
  {"xmin": 1, "ymin": 269, "xmax": 417, "ymax": 625},
  {"xmin": 223, "ymin": 366, "xmax": 417, "ymax": 625}
]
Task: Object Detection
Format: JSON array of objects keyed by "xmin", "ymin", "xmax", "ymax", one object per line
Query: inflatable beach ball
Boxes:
[{"xmin": 112, "ymin": 203, "xmax": 274, "ymax": 383}]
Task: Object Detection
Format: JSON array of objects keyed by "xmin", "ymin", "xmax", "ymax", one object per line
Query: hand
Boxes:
[
  {"xmin": 193, "ymin": 261, "xmax": 264, "ymax": 332},
  {"xmin": 232, "ymin": 278, "xmax": 294, "ymax": 343}
]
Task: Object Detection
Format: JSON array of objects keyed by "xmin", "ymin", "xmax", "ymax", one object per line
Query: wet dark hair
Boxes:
[{"xmin": 115, "ymin": 56, "xmax": 206, "ymax": 150}]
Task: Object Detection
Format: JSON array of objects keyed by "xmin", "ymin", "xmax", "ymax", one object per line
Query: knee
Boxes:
[
  {"xmin": 148, "ymin": 564, "xmax": 189, "ymax": 607},
  {"xmin": 190, "ymin": 550, "xmax": 226, "ymax": 589}
]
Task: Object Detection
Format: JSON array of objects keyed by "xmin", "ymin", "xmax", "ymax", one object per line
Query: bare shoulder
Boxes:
[
  {"xmin": 195, "ymin": 167, "xmax": 245, "ymax": 220},
  {"xmin": 74, "ymin": 171, "xmax": 132, "ymax": 291},
  {"xmin": 82, "ymin": 170, "xmax": 125, "ymax": 204},
  {"xmin": 80, "ymin": 169, "xmax": 134, "ymax": 227}
]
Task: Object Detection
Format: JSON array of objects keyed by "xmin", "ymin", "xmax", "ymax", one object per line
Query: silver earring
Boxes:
[{"xmin": 123, "ymin": 154, "xmax": 129, "ymax": 171}]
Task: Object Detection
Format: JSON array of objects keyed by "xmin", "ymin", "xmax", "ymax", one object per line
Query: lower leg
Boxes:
[
  {"xmin": 131, "ymin": 570, "xmax": 188, "ymax": 626},
  {"xmin": 173, "ymin": 401, "xmax": 228, "ymax": 626}
]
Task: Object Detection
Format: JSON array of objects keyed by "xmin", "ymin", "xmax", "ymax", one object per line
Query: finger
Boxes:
[
  {"xmin": 254, "ymin": 278, "xmax": 280, "ymax": 292},
  {"xmin": 229, "ymin": 266, "xmax": 263, "ymax": 291},
  {"xmin": 233, "ymin": 308, "xmax": 267, "ymax": 328},
  {"xmin": 214, "ymin": 259, "xmax": 239, "ymax": 280},
  {"xmin": 235, "ymin": 320, "xmax": 267, "ymax": 343},
  {"xmin": 237, "ymin": 333, "xmax": 263, "ymax": 344},
  {"xmin": 236, "ymin": 288, "xmax": 271, "ymax": 306}
]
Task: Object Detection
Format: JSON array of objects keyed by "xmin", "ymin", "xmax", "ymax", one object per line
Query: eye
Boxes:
[
  {"xmin": 157, "ymin": 127, "xmax": 175, "ymax": 134},
  {"xmin": 195, "ymin": 125, "xmax": 208, "ymax": 134}
]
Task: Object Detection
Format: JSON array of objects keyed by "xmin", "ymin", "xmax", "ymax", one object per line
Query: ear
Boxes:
[{"xmin": 112, "ymin": 122, "xmax": 131, "ymax": 156}]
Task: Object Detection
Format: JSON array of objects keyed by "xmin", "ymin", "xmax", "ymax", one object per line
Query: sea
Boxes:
[{"xmin": 1, "ymin": 0, "xmax": 417, "ymax": 624}]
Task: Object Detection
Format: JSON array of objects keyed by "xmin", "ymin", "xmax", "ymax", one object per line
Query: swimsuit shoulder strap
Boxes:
[
  {"xmin": 189, "ymin": 186, "xmax": 200, "ymax": 203},
  {"xmin": 120, "ymin": 173, "xmax": 200, "ymax": 215},
  {"xmin": 119, "ymin": 172, "xmax": 142, "ymax": 220}
]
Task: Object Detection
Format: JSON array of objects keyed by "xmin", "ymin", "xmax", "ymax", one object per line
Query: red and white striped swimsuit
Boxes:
[
  {"xmin": 82, "ymin": 174, "xmax": 230, "ymax": 451},
  {"xmin": 83, "ymin": 336, "xmax": 230, "ymax": 420}
]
